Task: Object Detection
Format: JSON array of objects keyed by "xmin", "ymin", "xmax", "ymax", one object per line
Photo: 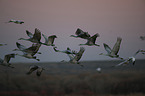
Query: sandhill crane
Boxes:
[
  {"xmin": 26, "ymin": 65, "xmax": 44, "ymax": 76},
  {"xmin": 113, "ymin": 57, "xmax": 136, "ymax": 67},
  {"xmin": 113, "ymin": 50, "xmax": 140, "ymax": 67},
  {"xmin": 136, "ymin": 49, "xmax": 145, "ymax": 54},
  {"xmin": 13, "ymin": 42, "xmax": 41, "ymax": 61},
  {"xmin": 53, "ymin": 47, "xmax": 77, "ymax": 54},
  {"xmin": 41, "ymin": 34, "xmax": 57, "ymax": 46},
  {"xmin": 79, "ymin": 33, "xmax": 100, "ymax": 46},
  {"xmin": 99, "ymin": 37, "xmax": 123, "ymax": 60},
  {"xmin": 0, "ymin": 53, "xmax": 15, "ymax": 68},
  {"xmin": 0, "ymin": 43, "xmax": 7, "ymax": 46},
  {"xmin": 140, "ymin": 36, "xmax": 145, "ymax": 40},
  {"xmin": 6, "ymin": 19, "xmax": 24, "ymax": 24},
  {"xmin": 70, "ymin": 28, "xmax": 90, "ymax": 39},
  {"xmin": 67, "ymin": 47, "xmax": 85, "ymax": 66},
  {"xmin": 19, "ymin": 28, "xmax": 41, "ymax": 44},
  {"xmin": 13, "ymin": 42, "xmax": 41, "ymax": 54}
]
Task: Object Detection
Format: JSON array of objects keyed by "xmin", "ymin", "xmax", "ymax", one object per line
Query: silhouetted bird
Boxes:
[
  {"xmin": 70, "ymin": 28, "xmax": 90, "ymax": 39},
  {"xmin": 79, "ymin": 33, "xmax": 100, "ymax": 46},
  {"xmin": 113, "ymin": 57, "xmax": 136, "ymax": 67},
  {"xmin": 140, "ymin": 36, "xmax": 145, "ymax": 40},
  {"xmin": 113, "ymin": 50, "xmax": 140, "ymax": 67},
  {"xmin": 66, "ymin": 47, "xmax": 85, "ymax": 66},
  {"xmin": 100, "ymin": 37, "xmax": 123, "ymax": 60},
  {"xmin": 0, "ymin": 43, "xmax": 7, "ymax": 46},
  {"xmin": 41, "ymin": 34, "xmax": 57, "ymax": 46},
  {"xmin": 14, "ymin": 42, "xmax": 41, "ymax": 61},
  {"xmin": 19, "ymin": 28, "xmax": 41, "ymax": 44},
  {"xmin": 53, "ymin": 47, "xmax": 77, "ymax": 54},
  {"xmin": 6, "ymin": 19, "xmax": 24, "ymax": 24},
  {"xmin": 136, "ymin": 49, "xmax": 145, "ymax": 54},
  {"xmin": 26, "ymin": 65, "xmax": 44, "ymax": 76},
  {"xmin": 0, "ymin": 53, "xmax": 15, "ymax": 68}
]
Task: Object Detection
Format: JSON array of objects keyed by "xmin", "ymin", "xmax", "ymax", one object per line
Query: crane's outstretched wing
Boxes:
[
  {"xmin": 26, "ymin": 30, "xmax": 33, "ymax": 38},
  {"xmin": 87, "ymin": 33, "xmax": 99, "ymax": 44},
  {"xmin": 111, "ymin": 37, "xmax": 122, "ymax": 55},
  {"xmin": 75, "ymin": 28, "xmax": 90, "ymax": 39},
  {"xmin": 16, "ymin": 42, "xmax": 26, "ymax": 50},
  {"xmin": 26, "ymin": 65, "xmax": 38, "ymax": 75},
  {"xmin": 36, "ymin": 67, "xmax": 44, "ymax": 76},
  {"xmin": 113, "ymin": 59, "xmax": 128, "ymax": 67},
  {"xmin": 48, "ymin": 35, "xmax": 57, "ymax": 45},
  {"xmin": 33, "ymin": 28, "xmax": 41, "ymax": 42},
  {"xmin": 42, "ymin": 34, "xmax": 48, "ymax": 44},
  {"xmin": 73, "ymin": 47, "xmax": 85, "ymax": 61},
  {"xmin": 3, "ymin": 54, "xmax": 15, "ymax": 63},
  {"xmin": 103, "ymin": 43, "xmax": 111, "ymax": 54}
]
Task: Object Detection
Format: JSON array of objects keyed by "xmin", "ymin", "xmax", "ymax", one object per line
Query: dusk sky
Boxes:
[{"xmin": 0, "ymin": 0, "xmax": 145, "ymax": 63}]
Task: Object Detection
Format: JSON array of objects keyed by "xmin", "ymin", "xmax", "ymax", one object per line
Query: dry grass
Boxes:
[{"xmin": 0, "ymin": 61, "xmax": 145, "ymax": 96}]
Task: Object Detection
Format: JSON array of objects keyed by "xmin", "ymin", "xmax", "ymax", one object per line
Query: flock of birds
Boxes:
[{"xmin": 0, "ymin": 19, "xmax": 145, "ymax": 76}]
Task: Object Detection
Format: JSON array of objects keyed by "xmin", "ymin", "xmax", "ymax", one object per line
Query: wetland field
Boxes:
[{"xmin": 0, "ymin": 59, "xmax": 145, "ymax": 96}]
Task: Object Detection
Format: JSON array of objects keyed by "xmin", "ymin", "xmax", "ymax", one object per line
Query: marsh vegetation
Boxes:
[{"xmin": 0, "ymin": 60, "xmax": 145, "ymax": 96}]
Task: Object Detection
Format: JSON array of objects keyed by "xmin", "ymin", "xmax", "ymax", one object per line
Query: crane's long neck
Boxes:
[
  {"xmin": 70, "ymin": 35, "xmax": 78, "ymax": 38},
  {"xmin": 79, "ymin": 44, "xmax": 87, "ymax": 46},
  {"xmin": 18, "ymin": 38, "xmax": 28, "ymax": 41}
]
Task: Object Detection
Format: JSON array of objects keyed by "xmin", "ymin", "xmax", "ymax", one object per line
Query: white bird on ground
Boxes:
[
  {"xmin": 99, "ymin": 37, "xmax": 123, "ymax": 60},
  {"xmin": 0, "ymin": 53, "xmax": 15, "ymax": 68},
  {"xmin": 79, "ymin": 33, "xmax": 100, "ymax": 46},
  {"xmin": 53, "ymin": 47, "xmax": 77, "ymax": 54},
  {"xmin": 13, "ymin": 42, "xmax": 41, "ymax": 61},
  {"xmin": 26, "ymin": 65, "xmax": 45, "ymax": 77},
  {"xmin": 66, "ymin": 47, "xmax": 85, "ymax": 67},
  {"xmin": 41, "ymin": 34, "xmax": 57, "ymax": 46},
  {"xmin": 6, "ymin": 19, "xmax": 24, "ymax": 24},
  {"xmin": 96, "ymin": 67, "xmax": 101, "ymax": 73},
  {"xmin": 70, "ymin": 28, "xmax": 90, "ymax": 39},
  {"xmin": 19, "ymin": 28, "xmax": 41, "ymax": 44}
]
